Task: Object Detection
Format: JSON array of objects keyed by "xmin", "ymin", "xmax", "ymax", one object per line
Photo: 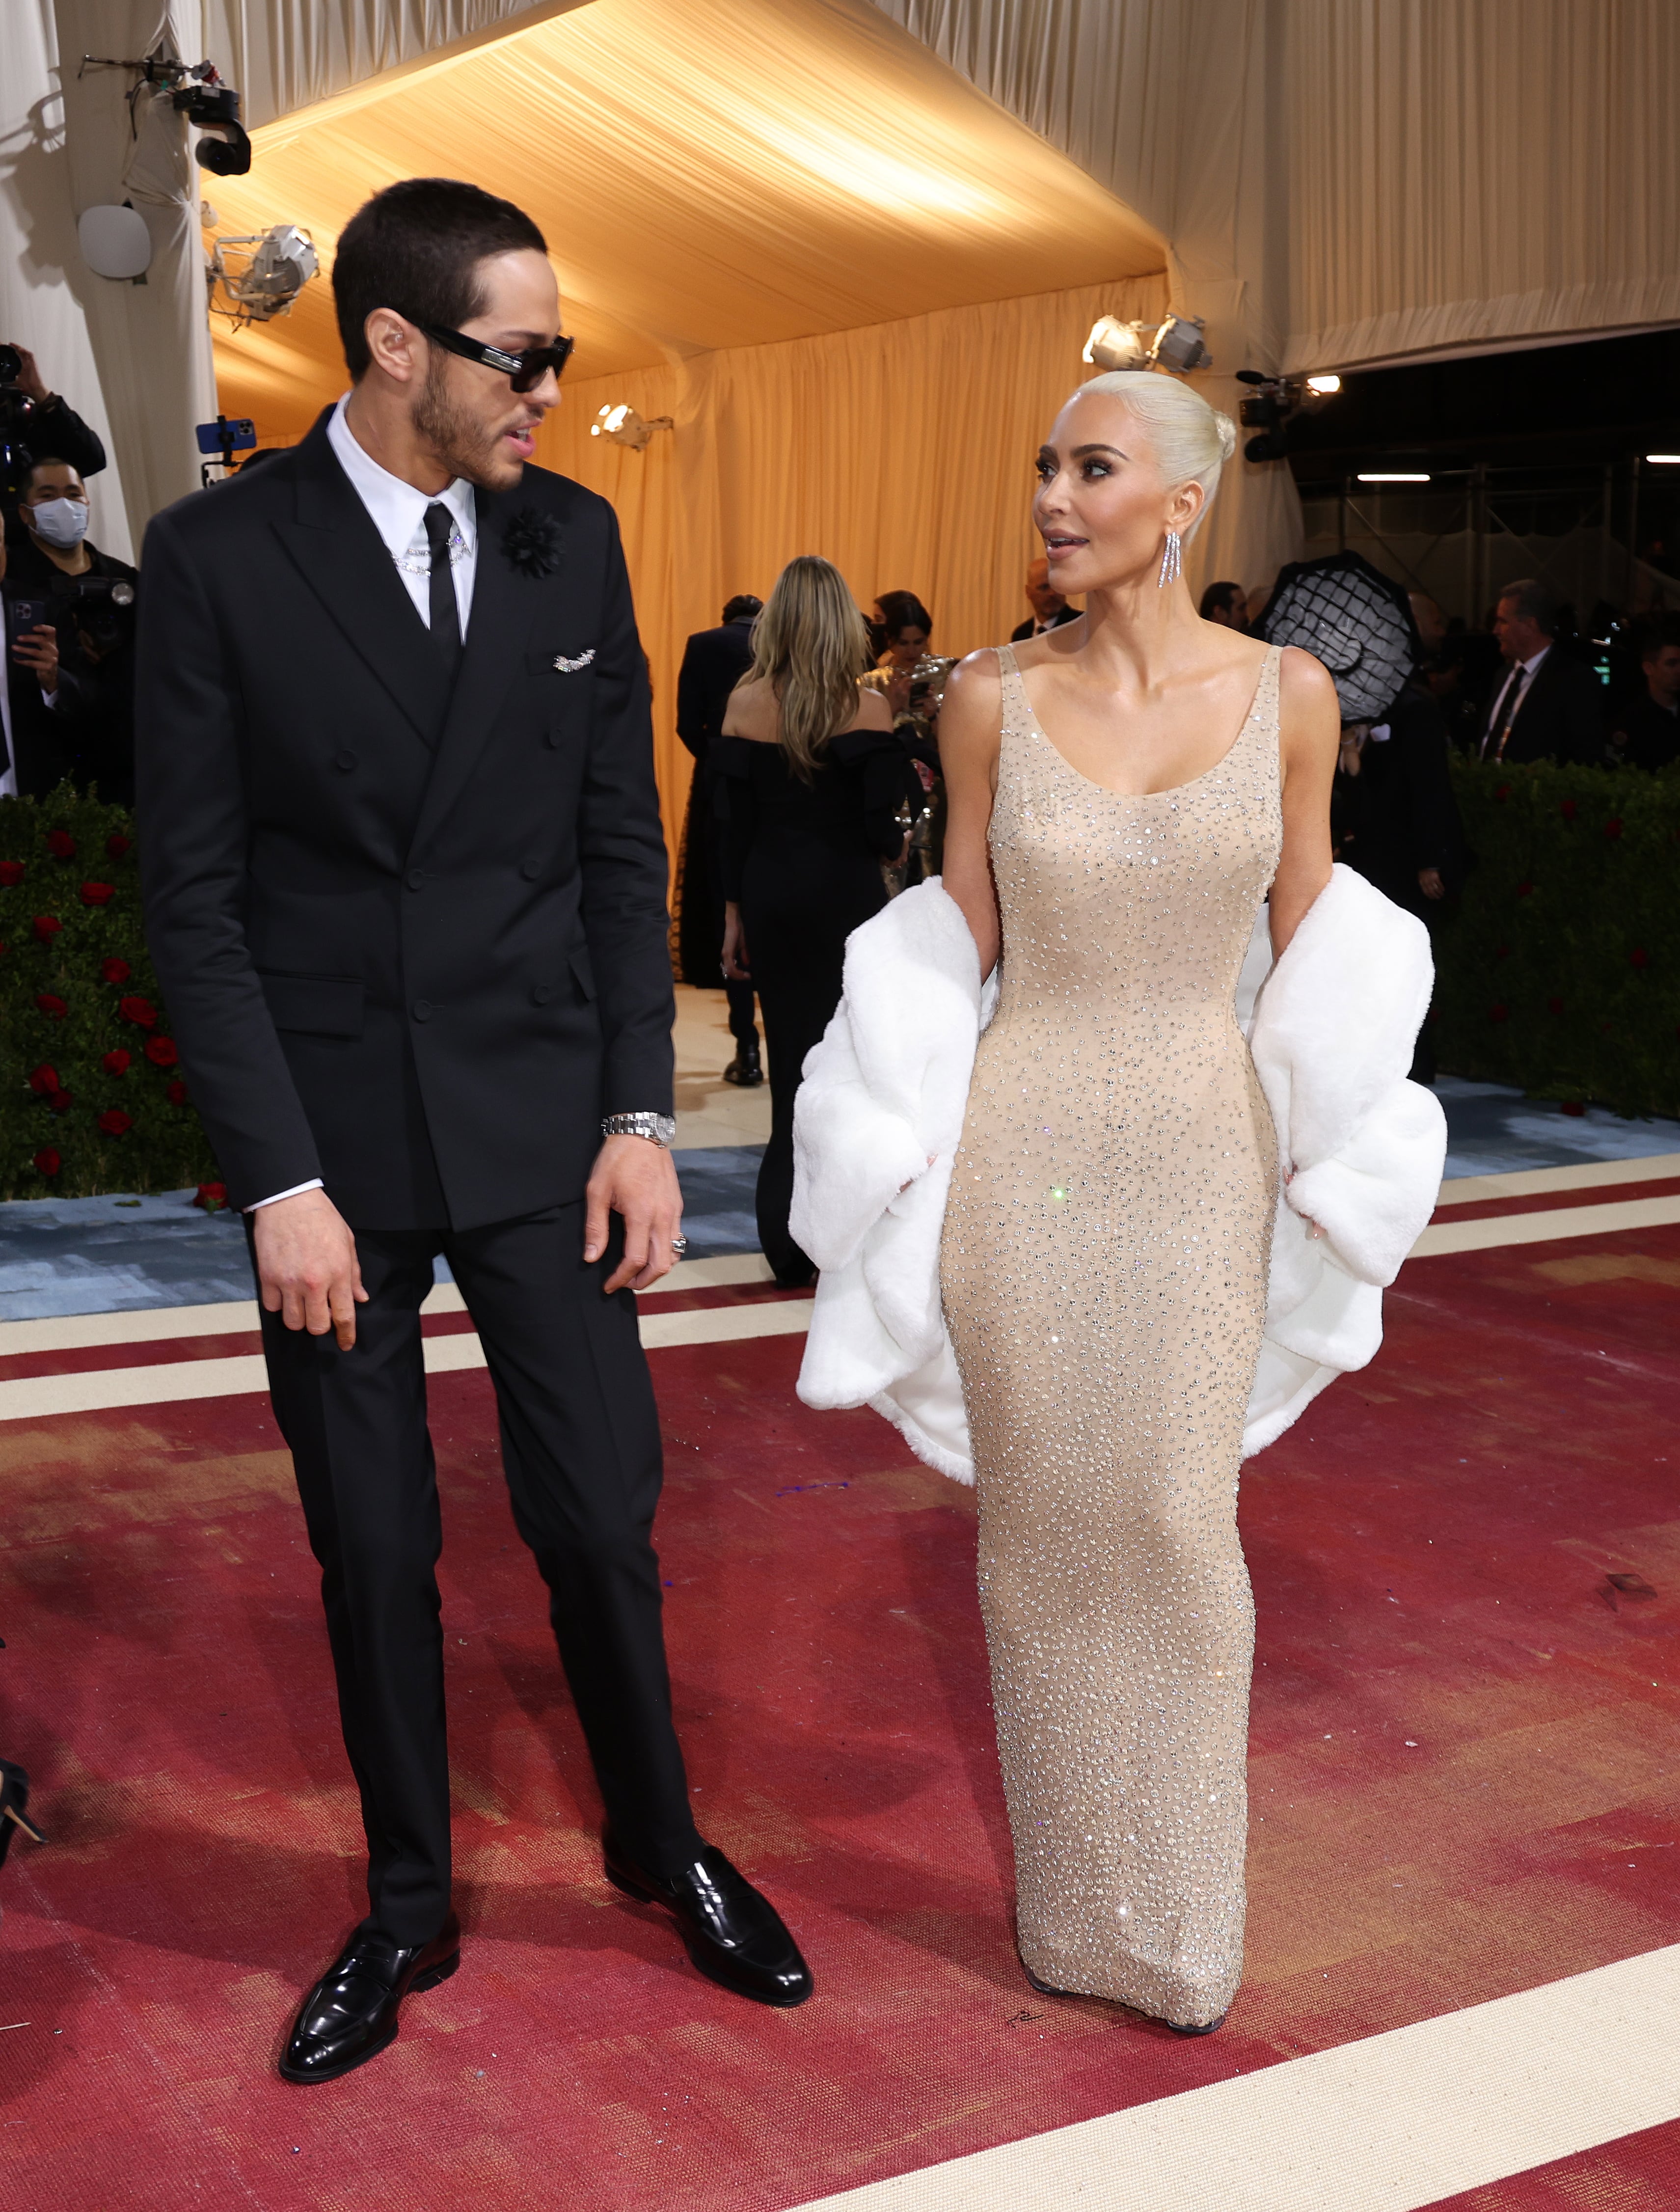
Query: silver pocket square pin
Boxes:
[{"xmin": 553, "ymin": 649, "xmax": 596, "ymax": 673}]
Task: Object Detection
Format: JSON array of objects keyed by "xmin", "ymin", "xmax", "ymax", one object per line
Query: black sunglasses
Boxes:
[{"xmin": 422, "ymin": 322, "xmax": 575, "ymax": 393}]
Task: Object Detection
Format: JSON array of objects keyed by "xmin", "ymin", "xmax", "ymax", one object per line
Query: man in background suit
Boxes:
[
  {"xmin": 1614, "ymin": 613, "xmax": 1680, "ymax": 770},
  {"xmin": 1010, "ymin": 554, "xmax": 1080, "ymax": 641},
  {"xmin": 0, "ymin": 524, "xmax": 80, "ymax": 798},
  {"xmin": 1476, "ymin": 578, "xmax": 1604, "ymax": 765},
  {"xmin": 138, "ymin": 178, "xmax": 810, "ymax": 2088},
  {"xmin": 675, "ymin": 595, "xmax": 761, "ymax": 1083}
]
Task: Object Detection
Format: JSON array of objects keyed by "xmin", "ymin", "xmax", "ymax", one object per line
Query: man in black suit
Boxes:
[
  {"xmin": 137, "ymin": 179, "xmax": 810, "ymax": 2087},
  {"xmin": 1613, "ymin": 613, "xmax": 1680, "ymax": 770},
  {"xmin": 1476, "ymin": 578, "xmax": 1605, "ymax": 765},
  {"xmin": 1009, "ymin": 554, "xmax": 1080, "ymax": 641},
  {"xmin": 675, "ymin": 596, "xmax": 761, "ymax": 1083},
  {"xmin": 0, "ymin": 523, "xmax": 83, "ymax": 798}
]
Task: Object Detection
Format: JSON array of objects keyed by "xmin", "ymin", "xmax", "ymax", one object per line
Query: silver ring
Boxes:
[{"xmin": 671, "ymin": 1234, "xmax": 688, "ymax": 1255}]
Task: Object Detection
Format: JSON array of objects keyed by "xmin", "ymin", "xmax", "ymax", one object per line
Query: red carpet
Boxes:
[{"xmin": 1, "ymin": 1224, "xmax": 1678, "ymax": 2209}]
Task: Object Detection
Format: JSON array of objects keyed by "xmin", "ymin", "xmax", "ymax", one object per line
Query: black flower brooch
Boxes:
[{"xmin": 502, "ymin": 506, "xmax": 565, "ymax": 578}]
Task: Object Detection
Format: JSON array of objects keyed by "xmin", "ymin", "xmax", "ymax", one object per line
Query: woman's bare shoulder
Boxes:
[
  {"xmin": 853, "ymin": 685, "xmax": 894, "ymax": 730},
  {"xmin": 721, "ymin": 675, "xmax": 780, "ymax": 740},
  {"xmin": 942, "ymin": 645, "xmax": 1006, "ymax": 705},
  {"xmin": 1276, "ymin": 642, "xmax": 1339, "ymax": 713}
]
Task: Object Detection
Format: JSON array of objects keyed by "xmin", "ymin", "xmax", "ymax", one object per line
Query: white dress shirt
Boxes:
[
  {"xmin": 0, "ymin": 660, "xmax": 59, "ymax": 801},
  {"xmin": 1481, "ymin": 644, "xmax": 1549, "ymax": 758},
  {"xmin": 248, "ymin": 403, "xmax": 478, "ymax": 1213}
]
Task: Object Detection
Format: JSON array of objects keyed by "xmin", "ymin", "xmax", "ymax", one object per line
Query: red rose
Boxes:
[
  {"xmin": 79, "ymin": 881, "xmax": 116, "ymax": 907},
  {"xmin": 27, "ymin": 1063, "xmax": 59, "ymax": 1095},
  {"xmin": 1604, "ymin": 818, "xmax": 1624, "ymax": 840},
  {"xmin": 101, "ymin": 956, "xmax": 131, "ymax": 985},
  {"xmin": 1515, "ymin": 881, "xmax": 1534, "ymax": 898},
  {"xmin": 97, "ymin": 1107, "xmax": 133, "ymax": 1137},
  {"xmin": 1489, "ymin": 1003, "xmax": 1510, "ymax": 1023},
  {"xmin": 1495, "ymin": 783, "xmax": 1512, "ymax": 801},
  {"xmin": 119, "ymin": 994, "xmax": 158, "ymax": 1029},
  {"xmin": 1547, "ymin": 995, "xmax": 1564, "ymax": 1014},
  {"xmin": 36, "ymin": 992, "xmax": 67, "ymax": 1019},
  {"xmin": 1560, "ymin": 1101, "xmax": 1586, "ymax": 1118},
  {"xmin": 103, "ymin": 1049, "xmax": 132, "ymax": 1076},
  {"xmin": 166, "ymin": 1079, "xmax": 188, "ymax": 1105},
  {"xmin": 33, "ymin": 914, "xmax": 63, "ymax": 940},
  {"xmin": 106, "ymin": 833, "xmax": 132, "ymax": 859},
  {"xmin": 0, "ymin": 860, "xmax": 23, "ymax": 887},
  {"xmin": 193, "ymin": 1181, "xmax": 228, "ymax": 1212},
  {"xmin": 144, "ymin": 1035, "xmax": 179, "ymax": 1068},
  {"xmin": 49, "ymin": 1088, "xmax": 73, "ymax": 1115},
  {"xmin": 1560, "ymin": 799, "xmax": 1577, "ymax": 821},
  {"xmin": 45, "ymin": 829, "xmax": 76, "ymax": 859},
  {"xmin": 32, "ymin": 1148, "xmax": 60, "ymax": 1177},
  {"xmin": 1630, "ymin": 947, "xmax": 1650, "ymax": 968}
]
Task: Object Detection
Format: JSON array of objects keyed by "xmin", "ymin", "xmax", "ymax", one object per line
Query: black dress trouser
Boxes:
[{"xmin": 255, "ymin": 1200, "xmax": 702, "ymax": 1944}]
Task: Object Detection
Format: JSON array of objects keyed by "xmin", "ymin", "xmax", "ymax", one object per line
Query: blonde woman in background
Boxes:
[
  {"xmin": 937, "ymin": 371, "xmax": 1339, "ymax": 2033},
  {"xmin": 717, "ymin": 556, "xmax": 920, "ymax": 1285}
]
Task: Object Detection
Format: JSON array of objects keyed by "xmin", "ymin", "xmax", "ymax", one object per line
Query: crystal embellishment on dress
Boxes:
[{"xmin": 941, "ymin": 641, "xmax": 1283, "ymax": 2031}]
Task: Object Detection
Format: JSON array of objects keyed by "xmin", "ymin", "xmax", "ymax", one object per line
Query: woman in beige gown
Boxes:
[{"xmin": 938, "ymin": 372, "xmax": 1338, "ymax": 2033}]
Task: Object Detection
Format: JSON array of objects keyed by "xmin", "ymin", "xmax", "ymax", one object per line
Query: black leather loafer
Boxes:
[
  {"xmin": 604, "ymin": 1838, "xmax": 812, "ymax": 2008},
  {"xmin": 279, "ymin": 1911, "xmax": 461, "ymax": 2084},
  {"xmin": 722, "ymin": 1044, "xmax": 763, "ymax": 1087}
]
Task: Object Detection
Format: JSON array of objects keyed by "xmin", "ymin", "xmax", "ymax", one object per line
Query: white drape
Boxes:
[{"xmin": 0, "ymin": 0, "xmax": 135, "ymax": 559}]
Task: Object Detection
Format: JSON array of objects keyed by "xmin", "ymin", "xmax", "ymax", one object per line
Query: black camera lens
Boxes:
[{"xmin": 0, "ymin": 342, "xmax": 22, "ymax": 387}]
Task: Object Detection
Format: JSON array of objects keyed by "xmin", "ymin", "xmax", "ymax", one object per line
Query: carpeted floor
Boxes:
[{"xmin": 0, "ymin": 1221, "xmax": 1677, "ymax": 2210}]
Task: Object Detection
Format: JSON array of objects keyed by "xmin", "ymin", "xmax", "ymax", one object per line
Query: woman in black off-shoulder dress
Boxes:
[{"xmin": 714, "ymin": 557, "xmax": 918, "ymax": 1285}]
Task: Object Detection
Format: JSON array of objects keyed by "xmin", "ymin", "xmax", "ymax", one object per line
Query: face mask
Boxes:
[{"xmin": 29, "ymin": 497, "xmax": 89, "ymax": 549}]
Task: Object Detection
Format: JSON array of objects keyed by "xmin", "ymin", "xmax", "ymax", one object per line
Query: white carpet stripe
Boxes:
[
  {"xmin": 1435, "ymin": 1150, "xmax": 1680, "ymax": 1207},
  {"xmin": 0, "ymin": 1252, "xmax": 773, "ymax": 1359},
  {"xmin": 791, "ymin": 1945, "xmax": 1680, "ymax": 2212},
  {"xmin": 1, "ymin": 1187, "xmax": 1676, "ymax": 1419},
  {"xmin": 1411, "ymin": 1192, "xmax": 1680, "ymax": 1256},
  {"xmin": 0, "ymin": 1294, "xmax": 813, "ymax": 1421}
]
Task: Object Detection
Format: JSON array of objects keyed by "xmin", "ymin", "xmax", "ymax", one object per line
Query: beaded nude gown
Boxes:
[{"xmin": 941, "ymin": 641, "xmax": 1283, "ymax": 2030}]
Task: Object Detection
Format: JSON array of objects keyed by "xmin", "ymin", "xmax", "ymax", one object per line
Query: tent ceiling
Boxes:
[{"xmin": 208, "ymin": 0, "xmax": 1163, "ymax": 440}]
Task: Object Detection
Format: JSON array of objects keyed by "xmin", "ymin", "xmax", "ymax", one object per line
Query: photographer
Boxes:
[
  {"xmin": 0, "ymin": 343, "xmax": 107, "ymax": 484},
  {"xmin": 7, "ymin": 457, "xmax": 137, "ymax": 802},
  {"xmin": 0, "ymin": 525, "xmax": 77, "ymax": 798}
]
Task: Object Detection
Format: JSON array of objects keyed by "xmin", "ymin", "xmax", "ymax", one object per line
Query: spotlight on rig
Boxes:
[
  {"xmin": 1082, "ymin": 313, "xmax": 1211, "ymax": 376},
  {"xmin": 590, "ymin": 404, "xmax": 673, "ymax": 451}
]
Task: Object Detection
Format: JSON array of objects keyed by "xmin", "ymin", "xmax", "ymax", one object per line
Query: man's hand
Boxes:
[
  {"xmin": 14, "ymin": 624, "xmax": 58, "ymax": 691},
  {"xmin": 1418, "ymin": 866, "xmax": 1446, "ymax": 901},
  {"xmin": 252, "ymin": 1187, "xmax": 367, "ymax": 1349},
  {"xmin": 585, "ymin": 1134, "xmax": 683, "ymax": 1294},
  {"xmin": 3, "ymin": 344, "xmax": 49, "ymax": 403},
  {"xmin": 721, "ymin": 901, "xmax": 751, "ymax": 983}
]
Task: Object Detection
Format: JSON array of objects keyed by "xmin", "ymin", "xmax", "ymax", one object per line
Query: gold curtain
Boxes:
[{"xmin": 538, "ymin": 273, "xmax": 1167, "ymax": 869}]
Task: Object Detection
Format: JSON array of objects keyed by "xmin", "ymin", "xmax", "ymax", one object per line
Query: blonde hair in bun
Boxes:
[{"xmin": 1076, "ymin": 370, "xmax": 1236, "ymax": 540}]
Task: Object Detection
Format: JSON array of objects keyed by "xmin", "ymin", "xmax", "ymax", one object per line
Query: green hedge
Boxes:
[
  {"xmin": 1436, "ymin": 758, "xmax": 1680, "ymax": 1119},
  {"xmin": 0, "ymin": 785, "xmax": 217, "ymax": 1202}
]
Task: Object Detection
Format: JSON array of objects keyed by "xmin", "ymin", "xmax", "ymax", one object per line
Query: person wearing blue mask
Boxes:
[{"xmin": 8, "ymin": 458, "xmax": 138, "ymax": 802}]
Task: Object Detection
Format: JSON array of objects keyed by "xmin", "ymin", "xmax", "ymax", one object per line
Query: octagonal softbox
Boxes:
[{"xmin": 1254, "ymin": 551, "xmax": 1419, "ymax": 724}]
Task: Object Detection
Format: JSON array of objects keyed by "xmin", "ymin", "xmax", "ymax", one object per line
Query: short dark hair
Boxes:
[
  {"xmin": 333, "ymin": 177, "xmax": 548, "ymax": 380},
  {"xmin": 1639, "ymin": 611, "xmax": 1680, "ymax": 660},
  {"xmin": 1199, "ymin": 580, "xmax": 1243, "ymax": 619},
  {"xmin": 1495, "ymin": 577, "xmax": 1563, "ymax": 635},
  {"xmin": 723, "ymin": 594, "xmax": 763, "ymax": 624},
  {"xmin": 875, "ymin": 589, "xmax": 932, "ymax": 639}
]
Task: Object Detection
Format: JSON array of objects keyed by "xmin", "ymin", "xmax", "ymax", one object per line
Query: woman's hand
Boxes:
[
  {"xmin": 885, "ymin": 668, "xmax": 914, "ymax": 717},
  {"xmin": 14, "ymin": 624, "xmax": 59, "ymax": 693},
  {"xmin": 1417, "ymin": 867, "xmax": 1445, "ymax": 901},
  {"xmin": 722, "ymin": 901, "xmax": 751, "ymax": 982}
]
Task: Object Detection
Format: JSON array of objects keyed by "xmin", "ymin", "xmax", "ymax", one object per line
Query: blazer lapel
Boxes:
[
  {"xmin": 406, "ymin": 485, "xmax": 548, "ymax": 862},
  {"xmin": 271, "ymin": 414, "xmax": 448, "ymax": 750}
]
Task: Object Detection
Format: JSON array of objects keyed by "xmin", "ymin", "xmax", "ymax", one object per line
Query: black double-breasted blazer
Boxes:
[{"xmin": 136, "ymin": 411, "xmax": 673, "ymax": 1229}]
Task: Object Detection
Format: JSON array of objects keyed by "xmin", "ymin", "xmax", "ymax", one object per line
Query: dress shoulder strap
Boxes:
[{"xmin": 996, "ymin": 641, "xmax": 1020, "ymax": 677}]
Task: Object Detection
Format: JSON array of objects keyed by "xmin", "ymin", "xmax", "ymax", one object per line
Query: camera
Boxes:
[
  {"xmin": 0, "ymin": 344, "xmax": 38, "ymax": 500},
  {"xmin": 61, "ymin": 574, "xmax": 136, "ymax": 660}
]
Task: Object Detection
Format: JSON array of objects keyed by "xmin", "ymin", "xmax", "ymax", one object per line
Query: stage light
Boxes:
[
  {"xmin": 1082, "ymin": 313, "xmax": 1211, "ymax": 377},
  {"xmin": 1358, "ymin": 472, "xmax": 1430, "ymax": 483},
  {"xmin": 1083, "ymin": 316, "xmax": 1151, "ymax": 371},
  {"xmin": 207, "ymin": 223, "xmax": 319, "ymax": 326},
  {"xmin": 590, "ymin": 404, "xmax": 673, "ymax": 451},
  {"xmin": 1646, "ymin": 453, "xmax": 1680, "ymax": 464},
  {"xmin": 1306, "ymin": 374, "xmax": 1341, "ymax": 394}
]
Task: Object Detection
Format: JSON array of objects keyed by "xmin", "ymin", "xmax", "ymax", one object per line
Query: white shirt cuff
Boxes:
[{"xmin": 244, "ymin": 1178, "xmax": 325, "ymax": 1213}]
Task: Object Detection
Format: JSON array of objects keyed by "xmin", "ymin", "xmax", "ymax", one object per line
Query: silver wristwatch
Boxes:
[{"xmin": 602, "ymin": 1112, "xmax": 677, "ymax": 1148}]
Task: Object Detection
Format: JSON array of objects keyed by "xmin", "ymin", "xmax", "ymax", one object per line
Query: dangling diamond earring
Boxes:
[{"xmin": 1157, "ymin": 530, "xmax": 1182, "ymax": 589}]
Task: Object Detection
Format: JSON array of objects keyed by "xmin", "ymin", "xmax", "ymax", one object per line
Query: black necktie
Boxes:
[{"xmin": 424, "ymin": 503, "xmax": 461, "ymax": 682}]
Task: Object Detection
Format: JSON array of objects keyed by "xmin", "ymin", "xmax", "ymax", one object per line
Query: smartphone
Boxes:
[
  {"xmin": 195, "ymin": 416, "xmax": 258, "ymax": 455},
  {"xmin": 4, "ymin": 594, "xmax": 54, "ymax": 649}
]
